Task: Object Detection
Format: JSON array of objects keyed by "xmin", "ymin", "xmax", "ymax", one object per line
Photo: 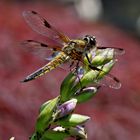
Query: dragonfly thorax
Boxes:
[{"xmin": 62, "ymin": 41, "xmax": 83, "ymax": 60}]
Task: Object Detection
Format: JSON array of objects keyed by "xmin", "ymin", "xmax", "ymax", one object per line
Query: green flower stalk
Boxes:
[{"xmin": 28, "ymin": 47, "xmax": 120, "ymax": 140}]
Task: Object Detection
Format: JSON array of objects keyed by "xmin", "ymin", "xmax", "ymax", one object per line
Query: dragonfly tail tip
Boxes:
[{"xmin": 20, "ymin": 78, "xmax": 29, "ymax": 83}]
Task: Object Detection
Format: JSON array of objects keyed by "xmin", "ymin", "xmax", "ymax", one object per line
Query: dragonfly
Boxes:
[{"xmin": 21, "ymin": 10, "xmax": 125, "ymax": 89}]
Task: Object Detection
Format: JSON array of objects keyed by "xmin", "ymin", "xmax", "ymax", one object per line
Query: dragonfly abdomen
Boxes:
[{"xmin": 21, "ymin": 52, "xmax": 68, "ymax": 82}]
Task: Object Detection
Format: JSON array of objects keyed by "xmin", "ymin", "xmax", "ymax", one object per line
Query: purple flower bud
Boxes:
[
  {"xmin": 56, "ymin": 99, "xmax": 77, "ymax": 119},
  {"xmin": 69, "ymin": 125, "xmax": 87, "ymax": 139}
]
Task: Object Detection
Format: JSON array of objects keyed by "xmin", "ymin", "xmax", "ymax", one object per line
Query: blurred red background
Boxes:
[{"xmin": 0, "ymin": 1, "xmax": 140, "ymax": 140}]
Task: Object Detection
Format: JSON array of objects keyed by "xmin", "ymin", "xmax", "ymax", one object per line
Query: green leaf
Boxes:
[
  {"xmin": 74, "ymin": 87, "xmax": 97, "ymax": 103},
  {"xmin": 29, "ymin": 133, "xmax": 37, "ymax": 140},
  {"xmin": 56, "ymin": 114, "xmax": 90, "ymax": 127},
  {"xmin": 36, "ymin": 97, "xmax": 60, "ymax": 133},
  {"xmin": 39, "ymin": 100, "xmax": 52, "ymax": 113},
  {"xmin": 96, "ymin": 60, "xmax": 116, "ymax": 79},
  {"xmin": 40, "ymin": 129, "xmax": 69, "ymax": 140},
  {"xmin": 60, "ymin": 72, "xmax": 77, "ymax": 102}
]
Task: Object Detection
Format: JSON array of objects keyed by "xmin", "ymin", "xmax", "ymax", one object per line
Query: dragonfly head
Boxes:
[{"xmin": 83, "ymin": 35, "xmax": 96, "ymax": 51}]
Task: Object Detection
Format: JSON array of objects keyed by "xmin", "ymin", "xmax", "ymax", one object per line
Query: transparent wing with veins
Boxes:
[
  {"xmin": 20, "ymin": 39, "xmax": 62, "ymax": 61},
  {"xmin": 83, "ymin": 47, "xmax": 124, "ymax": 89},
  {"xmin": 22, "ymin": 10, "xmax": 70, "ymax": 43},
  {"xmin": 97, "ymin": 46, "xmax": 125, "ymax": 55},
  {"xmin": 88, "ymin": 64, "xmax": 121, "ymax": 89}
]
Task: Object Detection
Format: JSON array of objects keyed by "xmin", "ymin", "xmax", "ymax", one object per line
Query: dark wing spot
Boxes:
[
  {"xmin": 118, "ymin": 48, "xmax": 124, "ymax": 51},
  {"xmin": 44, "ymin": 20, "xmax": 51, "ymax": 28},
  {"xmin": 113, "ymin": 77, "xmax": 120, "ymax": 82},
  {"xmin": 31, "ymin": 11, "xmax": 37, "ymax": 14},
  {"xmin": 53, "ymin": 48, "xmax": 57, "ymax": 51},
  {"xmin": 27, "ymin": 40, "xmax": 34, "ymax": 42},
  {"xmin": 40, "ymin": 43, "xmax": 48, "ymax": 47}
]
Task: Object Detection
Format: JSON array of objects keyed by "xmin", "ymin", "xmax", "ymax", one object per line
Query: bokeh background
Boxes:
[{"xmin": 0, "ymin": 0, "xmax": 140, "ymax": 140}]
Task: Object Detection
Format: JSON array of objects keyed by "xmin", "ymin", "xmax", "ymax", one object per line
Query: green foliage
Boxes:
[
  {"xmin": 56, "ymin": 114, "xmax": 90, "ymax": 127},
  {"xmin": 36, "ymin": 97, "xmax": 60, "ymax": 133}
]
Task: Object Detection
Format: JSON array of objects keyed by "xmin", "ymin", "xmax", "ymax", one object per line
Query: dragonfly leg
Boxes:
[
  {"xmin": 85, "ymin": 53, "xmax": 103, "ymax": 79},
  {"xmin": 75, "ymin": 60, "xmax": 85, "ymax": 91},
  {"xmin": 69, "ymin": 60, "xmax": 84, "ymax": 90},
  {"xmin": 69, "ymin": 61, "xmax": 75, "ymax": 72}
]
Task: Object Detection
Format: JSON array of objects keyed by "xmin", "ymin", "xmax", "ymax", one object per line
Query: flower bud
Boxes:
[
  {"xmin": 91, "ymin": 48, "xmax": 114, "ymax": 66},
  {"xmin": 69, "ymin": 125, "xmax": 87, "ymax": 139},
  {"xmin": 36, "ymin": 97, "xmax": 59, "ymax": 133},
  {"xmin": 74, "ymin": 87, "xmax": 98, "ymax": 103},
  {"xmin": 56, "ymin": 99, "xmax": 77, "ymax": 119},
  {"xmin": 56, "ymin": 114, "xmax": 90, "ymax": 127}
]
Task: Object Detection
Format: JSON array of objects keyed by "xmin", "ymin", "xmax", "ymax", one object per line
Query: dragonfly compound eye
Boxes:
[
  {"xmin": 90, "ymin": 36, "xmax": 96, "ymax": 46},
  {"xmin": 84, "ymin": 35, "xmax": 96, "ymax": 46}
]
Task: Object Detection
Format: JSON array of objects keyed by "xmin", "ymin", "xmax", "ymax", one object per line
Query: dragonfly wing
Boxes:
[
  {"xmin": 20, "ymin": 40, "xmax": 62, "ymax": 60},
  {"xmin": 97, "ymin": 46, "xmax": 125, "ymax": 55},
  {"xmin": 22, "ymin": 11, "xmax": 70, "ymax": 43},
  {"xmin": 45, "ymin": 51, "xmax": 60, "ymax": 61},
  {"xmin": 88, "ymin": 65, "xmax": 121, "ymax": 89},
  {"xmin": 98, "ymin": 73, "xmax": 121, "ymax": 89}
]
